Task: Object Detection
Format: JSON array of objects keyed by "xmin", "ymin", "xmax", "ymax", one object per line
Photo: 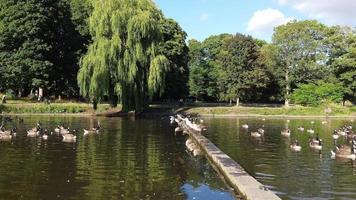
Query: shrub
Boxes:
[{"xmin": 291, "ymin": 81, "xmax": 344, "ymax": 106}]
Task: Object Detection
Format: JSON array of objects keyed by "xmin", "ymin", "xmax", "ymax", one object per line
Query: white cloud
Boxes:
[
  {"xmin": 247, "ymin": 8, "xmax": 293, "ymax": 35},
  {"xmin": 200, "ymin": 13, "xmax": 209, "ymax": 21},
  {"xmin": 277, "ymin": 0, "xmax": 356, "ymax": 25}
]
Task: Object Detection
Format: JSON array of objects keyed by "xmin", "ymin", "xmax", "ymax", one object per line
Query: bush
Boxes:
[{"xmin": 291, "ymin": 81, "xmax": 344, "ymax": 106}]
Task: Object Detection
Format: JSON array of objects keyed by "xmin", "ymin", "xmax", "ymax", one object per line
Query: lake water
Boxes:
[
  {"xmin": 203, "ymin": 117, "xmax": 356, "ymax": 200},
  {"xmin": 0, "ymin": 116, "xmax": 235, "ymax": 200}
]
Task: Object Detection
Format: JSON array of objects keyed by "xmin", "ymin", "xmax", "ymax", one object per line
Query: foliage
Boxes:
[
  {"xmin": 188, "ymin": 34, "xmax": 232, "ymax": 101},
  {"xmin": 78, "ymin": 0, "xmax": 169, "ymax": 111},
  {"xmin": 272, "ymin": 20, "xmax": 330, "ymax": 105},
  {"xmin": 328, "ymin": 27, "xmax": 356, "ymax": 102},
  {"xmin": 157, "ymin": 18, "xmax": 189, "ymax": 100},
  {"xmin": 0, "ymin": 0, "xmax": 84, "ymax": 97},
  {"xmin": 217, "ymin": 33, "xmax": 269, "ymax": 103},
  {"xmin": 291, "ymin": 81, "xmax": 344, "ymax": 106}
]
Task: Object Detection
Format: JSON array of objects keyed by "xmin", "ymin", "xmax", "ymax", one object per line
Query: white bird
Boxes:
[{"xmin": 242, "ymin": 124, "xmax": 249, "ymax": 129}]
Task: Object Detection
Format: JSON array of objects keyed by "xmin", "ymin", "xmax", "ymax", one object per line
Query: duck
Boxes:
[
  {"xmin": 297, "ymin": 127, "xmax": 305, "ymax": 132},
  {"xmin": 331, "ymin": 142, "xmax": 356, "ymax": 160},
  {"xmin": 241, "ymin": 124, "xmax": 249, "ymax": 129},
  {"xmin": 290, "ymin": 140, "xmax": 302, "ymax": 152},
  {"xmin": 307, "ymin": 129, "xmax": 315, "ymax": 134},
  {"xmin": 281, "ymin": 129, "xmax": 291, "ymax": 137},
  {"xmin": 309, "ymin": 138, "xmax": 322, "ymax": 150}
]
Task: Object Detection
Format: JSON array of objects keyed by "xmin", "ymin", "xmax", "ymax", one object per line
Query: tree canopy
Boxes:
[{"xmin": 77, "ymin": 0, "xmax": 169, "ymax": 111}]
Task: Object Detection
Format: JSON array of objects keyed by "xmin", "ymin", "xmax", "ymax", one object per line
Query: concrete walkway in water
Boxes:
[{"xmin": 177, "ymin": 115, "xmax": 281, "ymax": 200}]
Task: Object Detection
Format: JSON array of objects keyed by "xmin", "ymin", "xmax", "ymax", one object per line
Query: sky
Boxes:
[{"xmin": 154, "ymin": 0, "xmax": 356, "ymax": 42}]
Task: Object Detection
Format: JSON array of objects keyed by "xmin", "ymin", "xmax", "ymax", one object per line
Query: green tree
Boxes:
[
  {"xmin": 77, "ymin": 0, "xmax": 169, "ymax": 111},
  {"xmin": 158, "ymin": 18, "xmax": 189, "ymax": 100},
  {"xmin": 272, "ymin": 20, "xmax": 329, "ymax": 106},
  {"xmin": 292, "ymin": 81, "xmax": 344, "ymax": 106},
  {"xmin": 217, "ymin": 33, "xmax": 269, "ymax": 105},
  {"xmin": 188, "ymin": 34, "xmax": 231, "ymax": 101},
  {"xmin": 331, "ymin": 31, "xmax": 356, "ymax": 103},
  {"xmin": 0, "ymin": 0, "xmax": 53, "ymax": 96}
]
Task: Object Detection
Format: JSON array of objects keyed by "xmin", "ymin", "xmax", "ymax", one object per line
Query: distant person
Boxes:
[{"xmin": 1, "ymin": 95, "xmax": 6, "ymax": 104}]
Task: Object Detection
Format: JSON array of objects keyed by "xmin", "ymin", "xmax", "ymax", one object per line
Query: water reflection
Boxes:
[
  {"xmin": 0, "ymin": 116, "xmax": 235, "ymax": 200},
  {"xmin": 203, "ymin": 117, "xmax": 356, "ymax": 200}
]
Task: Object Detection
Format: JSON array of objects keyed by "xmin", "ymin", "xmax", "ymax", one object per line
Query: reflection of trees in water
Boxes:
[
  {"xmin": 0, "ymin": 116, "xmax": 234, "ymax": 200},
  {"xmin": 0, "ymin": 116, "xmax": 85, "ymax": 199}
]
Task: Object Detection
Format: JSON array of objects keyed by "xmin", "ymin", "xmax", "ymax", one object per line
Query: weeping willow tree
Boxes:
[{"xmin": 77, "ymin": 0, "xmax": 169, "ymax": 111}]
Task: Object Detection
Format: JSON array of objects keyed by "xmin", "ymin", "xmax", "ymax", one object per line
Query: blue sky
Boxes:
[{"xmin": 155, "ymin": 0, "xmax": 356, "ymax": 42}]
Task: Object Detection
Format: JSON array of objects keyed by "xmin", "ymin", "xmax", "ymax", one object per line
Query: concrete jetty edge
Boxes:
[{"xmin": 176, "ymin": 115, "xmax": 281, "ymax": 200}]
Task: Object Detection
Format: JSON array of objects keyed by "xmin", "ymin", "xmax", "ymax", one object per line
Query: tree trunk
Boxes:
[
  {"xmin": 285, "ymin": 66, "xmax": 290, "ymax": 107},
  {"xmin": 236, "ymin": 97, "xmax": 240, "ymax": 107},
  {"xmin": 229, "ymin": 99, "xmax": 232, "ymax": 105},
  {"xmin": 93, "ymin": 99, "xmax": 98, "ymax": 110}
]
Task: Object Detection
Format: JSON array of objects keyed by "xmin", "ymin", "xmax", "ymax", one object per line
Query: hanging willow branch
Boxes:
[{"xmin": 77, "ymin": 0, "xmax": 169, "ymax": 111}]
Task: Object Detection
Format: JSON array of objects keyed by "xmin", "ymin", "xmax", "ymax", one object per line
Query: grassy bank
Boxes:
[
  {"xmin": 173, "ymin": 104, "xmax": 356, "ymax": 117},
  {"xmin": 0, "ymin": 100, "xmax": 112, "ymax": 114},
  {"xmin": 1, "ymin": 100, "xmax": 355, "ymax": 117}
]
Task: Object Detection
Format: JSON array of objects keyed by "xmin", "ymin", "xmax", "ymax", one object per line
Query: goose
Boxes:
[
  {"xmin": 27, "ymin": 129, "xmax": 40, "ymax": 137},
  {"xmin": 0, "ymin": 127, "xmax": 16, "ymax": 136},
  {"xmin": 84, "ymin": 122, "xmax": 101, "ymax": 136},
  {"xmin": 0, "ymin": 128, "xmax": 16, "ymax": 141},
  {"xmin": 42, "ymin": 130, "xmax": 49, "ymax": 140},
  {"xmin": 62, "ymin": 130, "xmax": 77, "ymax": 143},
  {"xmin": 251, "ymin": 131, "xmax": 263, "ymax": 138},
  {"xmin": 309, "ymin": 138, "xmax": 322, "ymax": 150},
  {"xmin": 193, "ymin": 148, "xmax": 203, "ymax": 156},
  {"xmin": 281, "ymin": 129, "xmax": 291, "ymax": 137},
  {"xmin": 297, "ymin": 127, "xmax": 305, "ymax": 132},
  {"xmin": 307, "ymin": 129, "xmax": 315, "ymax": 134},
  {"xmin": 174, "ymin": 127, "xmax": 183, "ymax": 134},
  {"xmin": 0, "ymin": 133, "xmax": 12, "ymax": 141},
  {"xmin": 336, "ymin": 129, "xmax": 346, "ymax": 136},
  {"xmin": 242, "ymin": 124, "xmax": 249, "ymax": 129},
  {"xmin": 290, "ymin": 140, "xmax": 301, "ymax": 152},
  {"xmin": 27, "ymin": 124, "xmax": 41, "ymax": 137},
  {"xmin": 169, "ymin": 116, "xmax": 175, "ymax": 125},
  {"xmin": 331, "ymin": 143, "xmax": 356, "ymax": 160},
  {"xmin": 258, "ymin": 128, "xmax": 265, "ymax": 134}
]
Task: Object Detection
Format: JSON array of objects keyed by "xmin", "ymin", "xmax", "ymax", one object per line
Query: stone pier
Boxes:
[{"xmin": 176, "ymin": 115, "xmax": 281, "ymax": 200}]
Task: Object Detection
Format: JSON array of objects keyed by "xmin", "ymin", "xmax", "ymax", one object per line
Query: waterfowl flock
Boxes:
[
  {"xmin": 240, "ymin": 119, "xmax": 356, "ymax": 160},
  {"xmin": 0, "ymin": 118, "xmax": 101, "ymax": 143}
]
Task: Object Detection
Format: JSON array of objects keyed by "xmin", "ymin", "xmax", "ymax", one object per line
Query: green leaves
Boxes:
[
  {"xmin": 78, "ymin": 0, "xmax": 169, "ymax": 111},
  {"xmin": 292, "ymin": 81, "xmax": 344, "ymax": 106}
]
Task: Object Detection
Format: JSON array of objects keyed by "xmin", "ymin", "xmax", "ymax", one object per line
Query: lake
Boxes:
[
  {"xmin": 0, "ymin": 116, "xmax": 235, "ymax": 200},
  {"xmin": 203, "ymin": 117, "xmax": 356, "ymax": 200}
]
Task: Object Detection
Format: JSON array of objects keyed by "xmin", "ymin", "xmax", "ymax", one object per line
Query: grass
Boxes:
[
  {"xmin": 0, "ymin": 100, "xmax": 354, "ymax": 116},
  {"xmin": 174, "ymin": 104, "xmax": 356, "ymax": 117},
  {"xmin": 0, "ymin": 100, "xmax": 111, "ymax": 114}
]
